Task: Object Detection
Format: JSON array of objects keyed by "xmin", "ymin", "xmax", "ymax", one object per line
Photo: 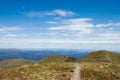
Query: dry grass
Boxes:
[
  {"xmin": 80, "ymin": 62, "xmax": 120, "ymax": 80},
  {"xmin": 0, "ymin": 62, "xmax": 75, "ymax": 80}
]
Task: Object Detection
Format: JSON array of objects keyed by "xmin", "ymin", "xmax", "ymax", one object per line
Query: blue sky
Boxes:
[{"xmin": 0, "ymin": 0, "xmax": 120, "ymax": 50}]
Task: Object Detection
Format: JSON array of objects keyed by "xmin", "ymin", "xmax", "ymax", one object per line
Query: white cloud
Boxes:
[
  {"xmin": 0, "ymin": 26, "xmax": 23, "ymax": 34},
  {"xmin": 5, "ymin": 34, "xmax": 17, "ymax": 37},
  {"xmin": 25, "ymin": 9, "xmax": 76, "ymax": 17},
  {"xmin": 97, "ymin": 32, "xmax": 120, "ymax": 39},
  {"xmin": 45, "ymin": 18, "xmax": 120, "ymax": 45},
  {"xmin": 64, "ymin": 18, "xmax": 93, "ymax": 24},
  {"xmin": 4, "ymin": 34, "xmax": 27, "ymax": 38},
  {"xmin": 48, "ymin": 18, "xmax": 94, "ymax": 36},
  {"xmin": 45, "ymin": 21, "xmax": 57, "ymax": 24},
  {"xmin": 96, "ymin": 22, "xmax": 120, "ymax": 27},
  {"xmin": 52, "ymin": 9, "xmax": 76, "ymax": 17},
  {"xmin": 96, "ymin": 23, "xmax": 113, "ymax": 27}
]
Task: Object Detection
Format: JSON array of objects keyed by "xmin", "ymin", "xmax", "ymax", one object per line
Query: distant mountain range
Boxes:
[{"xmin": 0, "ymin": 49, "xmax": 92, "ymax": 61}]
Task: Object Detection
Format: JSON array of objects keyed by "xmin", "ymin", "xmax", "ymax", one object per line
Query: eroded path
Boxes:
[
  {"xmin": 71, "ymin": 63, "xmax": 82, "ymax": 80},
  {"xmin": 104, "ymin": 51, "xmax": 112, "ymax": 62}
]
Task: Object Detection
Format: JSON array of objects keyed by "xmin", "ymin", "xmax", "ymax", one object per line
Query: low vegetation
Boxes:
[
  {"xmin": 0, "ymin": 62, "xmax": 75, "ymax": 80},
  {"xmin": 39, "ymin": 55, "xmax": 77, "ymax": 63},
  {"xmin": 79, "ymin": 50, "xmax": 120, "ymax": 63},
  {"xmin": 81, "ymin": 62, "xmax": 120, "ymax": 80},
  {"xmin": 0, "ymin": 59, "xmax": 33, "ymax": 72},
  {"xmin": 0, "ymin": 50, "xmax": 120, "ymax": 80}
]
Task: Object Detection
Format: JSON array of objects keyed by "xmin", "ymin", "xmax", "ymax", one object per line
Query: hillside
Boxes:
[
  {"xmin": 79, "ymin": 50, "xmax": 120, "ymax": 80},
  {"xmin": 0, "ymin": 62, "xmax": 75, "ymax": 80},
  {"xmin": 39, "ymin": 55, "xmax": 77, "ymax": 63},
  {"xmin": 81, "ymin": 62, "xmax": 120, "ymax": 80},
  {"xmin": 0, "ymin": 59, "xmax": 33, "ymax": 72},
  {"xmin": 0, "ymin": 50, "xmax": 119, "ymax": 80},
  {"xmin": 79, "ymin": 50, "xmax": 120, "ymax": 63}
]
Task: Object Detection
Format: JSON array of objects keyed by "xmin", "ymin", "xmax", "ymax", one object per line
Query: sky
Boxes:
[{"xmin": 0, "ymin": 0, "xmax": 120, "ymax": 50}]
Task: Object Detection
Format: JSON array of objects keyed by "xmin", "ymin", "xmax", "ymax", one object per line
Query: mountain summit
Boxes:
[{"xmin": 79, "ymin": 50, "xmax": 120, "ymax": 63}]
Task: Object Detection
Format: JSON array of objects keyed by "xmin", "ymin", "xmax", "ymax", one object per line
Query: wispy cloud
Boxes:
[
  {"xmin": 48, "ymin": 18, "xmax": 94, "ymax": 36},
  {"xmin": 45, "ymin": 21, "xmax": 57, "ymax": 24},
  {"xmin": 0, "ymin": 25, "xmax": 23, "ymax": 34},
  {"xmin": 24, "ymin": 9, "xmax": 76, "ymax": 17},
  {"xmin": 96, "ymin": 22, "xmax": 120, "ymax": 27},
  {"xmin": 4, "ymin": 34, "xmax": 27, "ymax": 38},
  {"xmin": 97, "ymin": 32, "xmax": 120, "ymax": 39},
  {"xmin": 52, "ymin": 9, "xmax": 76, "ymax": 17},
  {"xmin": 5, "ymin": 34, "xmax": 17, "ymax": 37}
]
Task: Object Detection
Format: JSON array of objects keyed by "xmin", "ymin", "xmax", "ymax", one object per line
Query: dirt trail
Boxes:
[
  {"xmin": 71, "ymin": 64, "xmax": 81, "ymax": 80},
  {"xmin": 104, "ymin": 51, "xmax": 112, "ymax": 62}
]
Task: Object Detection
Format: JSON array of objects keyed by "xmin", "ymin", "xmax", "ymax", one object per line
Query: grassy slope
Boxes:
[
  {"xmin": 79, "ymin": 50, "xmax": 120, "ymax": 63},
  {"xmin": 80, "ymin": 62, "xmax": 120, "ymax": 80},
  {"xmin": 0, "ymin": 62, "xmax": 75, "ymax": 80},
  {"xmin": 79, "ymin": 50, "xmax": 120, "ymax": 80},
  {"xmin": 0, "ymin": 59, "xmax": 33, "ymax": 72},
  {"xmin": 0, "ymin": 50, "xmax": 120, "ymax": 80},
  {"xmin": 0, "ymin": 56, "xmax": 77, "ymax": 80},
  {"xmin": 38, "ymin": 55, "xmax": 77, "ymax": 63}
]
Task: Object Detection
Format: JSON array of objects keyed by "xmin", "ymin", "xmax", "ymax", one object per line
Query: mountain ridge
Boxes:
[
  {"xmin": 79, "ymin": 50, "xmax": 120, "ymax": 63},
  {"xmin": 0, "ymin": 50, "xmax": 119, "ymax": 80}
]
